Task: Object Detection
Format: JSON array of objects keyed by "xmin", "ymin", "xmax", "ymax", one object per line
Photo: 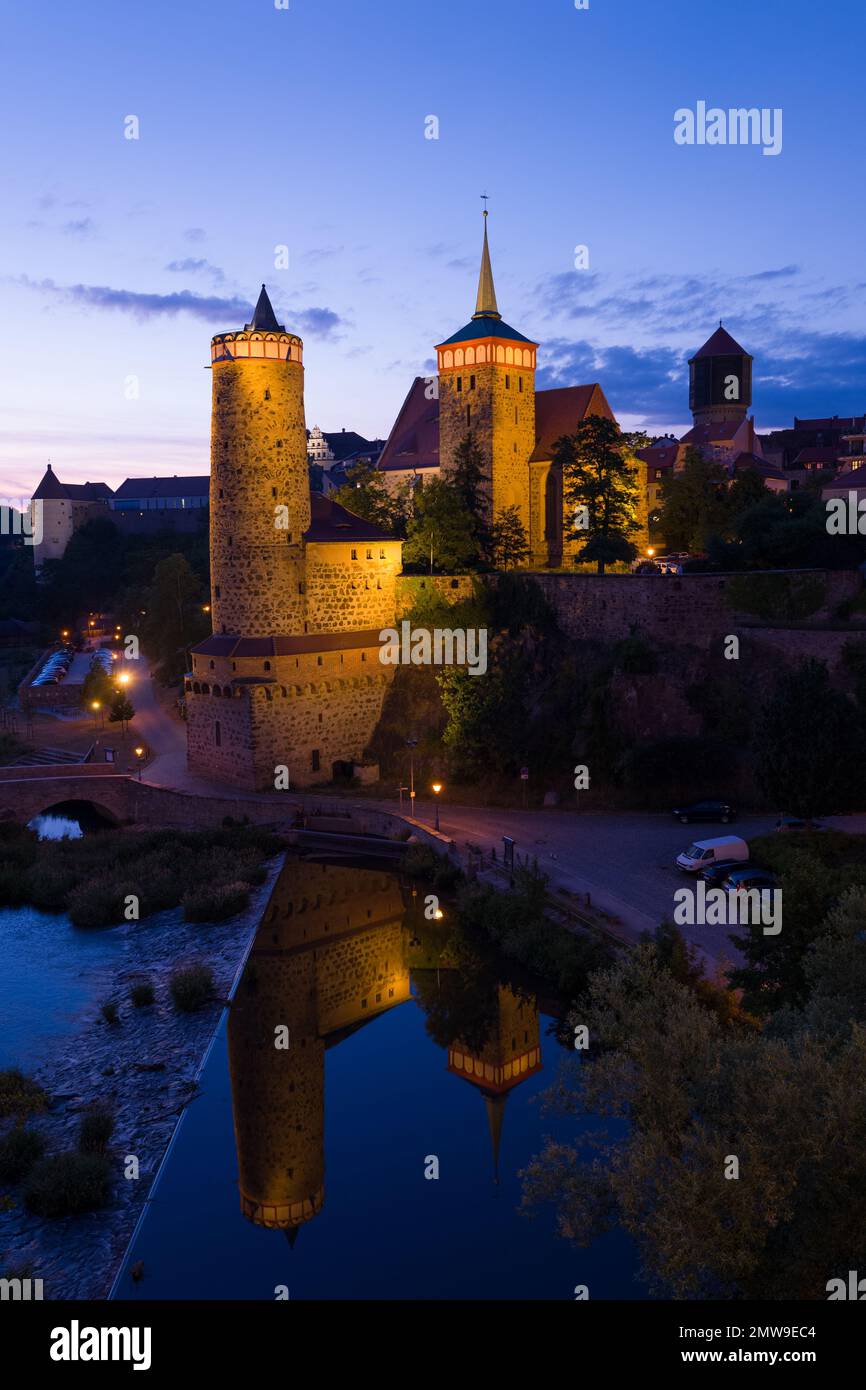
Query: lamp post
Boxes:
[
  {"xmin": 91, "ymin": 700, "xmax": 101, "ymax": 730},
  {"xmin": 431, "ymin": 781, "xmax": 443, "ymax": 832},
  {"xmin": 134, "ymin": 746, "xmax": 145, "ymax": 781},
  {"xmin": 406, "ymin": 734, "xmax": 418, "ymax": 815}
]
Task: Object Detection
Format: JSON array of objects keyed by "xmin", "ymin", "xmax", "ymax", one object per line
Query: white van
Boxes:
[{"xmin": 676, "ymin": 835, "xmax": 749, "ymax": 873}]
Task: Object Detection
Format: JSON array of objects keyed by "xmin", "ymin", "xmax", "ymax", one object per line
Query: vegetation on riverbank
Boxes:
[{"xmin": 0, "ymin": 822, "xmax": 283, "ymax": 927}]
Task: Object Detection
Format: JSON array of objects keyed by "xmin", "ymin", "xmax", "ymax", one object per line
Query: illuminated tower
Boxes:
[
  {"xmin": 435, "ymin": 211, "xmax": 538, "ymax": 537},
  {"xmin": 209, "ymin": 286, "xmax": 309, "ymax": 635}
]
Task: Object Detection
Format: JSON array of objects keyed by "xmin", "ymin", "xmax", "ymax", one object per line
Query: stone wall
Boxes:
[
  {"xmin": 396, "ymin": 573, "xmax": 478, "ymax": 616},
  {"xmin": 305, "ymin": 539, "xmax": 401, "ymax": 631},
  {"xmin": 439, "ymin": 362, "xmax": 535, "ymax": 536}
]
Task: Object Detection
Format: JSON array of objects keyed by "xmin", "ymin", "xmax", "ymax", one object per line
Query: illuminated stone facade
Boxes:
[{"xmin": 186, "ymin": 287, "xmax": 402, "ymax": 789}]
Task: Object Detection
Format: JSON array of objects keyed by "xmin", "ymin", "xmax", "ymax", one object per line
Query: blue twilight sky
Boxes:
[{"xmin": 1, "ymin": 0, "xmax": 865, "ymax": 496}]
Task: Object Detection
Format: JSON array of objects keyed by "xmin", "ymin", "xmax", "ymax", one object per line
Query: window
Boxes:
[
  {"xmin": 361, "ymin": 652, "xmax": 366, "ymax": 662},
  {"xmin": 379, "ymin": 548, "xmax": 385, "ymax": 559},
  {"xmin": 505, "ymin": 374, "xmax": 511, "ymax": 389},
  {"xmin": 264, "ymin": 388, "xmax": 270, "ymax": 400},
  {"xmin": 456, "ymin": 377, "xmax": 462, "ymax": 393},
  {"xmin": 218, "ymin": 489, "xmax": 224, "ymax": 499},
  {"xmin": 272, "ymin": 487, "xmax": 277, "ymax": 497},
  {"xmin": 366, "ymin": 548, "xmax": 372, "ymax": 559},
  {"xmin": 311, "ymin": 749, "xmax": 320, "ymax": 772},
  {"xmin": 317, "ymin": 655, "xmax": 323, "ymax": 666},
  {"xmin": 209, "ymin": 660, "xmax": 214, "ymax": 670},
  {"xmin": 214, "ymin": 585, "xmax": 220, "ymax": 598},
  {"xmin": 264, "ymin": 661, "xmax": 271, "ymax": 671},
  {"xmin": 515, "ymin": 406, "xmax": 518, "ymax": 423},
  {"xmin": 466, "ymin": 405, "xmax": 471, "ymax": 427},
  {"xmin": 470, "ymin": 375, "xmax": 476, "ymax": 390},
  {"xmin": 519, "ymin": 377, "xmax": 523, "ymax": 392},
  {"xmin": 351, "ymin": 548, "xmax": 358, "ymax": 559},
  {"xmin": 215, "ymin": 721, "xmax": 221, "ymax": 747}
]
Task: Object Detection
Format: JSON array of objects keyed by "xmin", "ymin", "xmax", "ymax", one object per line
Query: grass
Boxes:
[
  {"xmin": 23, "ymin": 1151, "xmax": 111, "ymax": 1217},
  {"xmin": 182, "ymin": 879, "xmax": 251, "ymax": 922},
  {"xmin": 0, "ymin": 1068, "xmax": 49, "ymax": 1119},
  {"xmin": 0, "ymin": 1127, "xmax": 46, "ymax": 1182},
  {"xmin": 169, "ymin": 963, "xmax": 215, "ymax": 1013},
  {"xmin": 0, "ymin": 823, "xmax": 282, "ymax": 926},
  {"xmin": 78, "ymin": 1107, "xmax": 114, "ymax": 1155}
]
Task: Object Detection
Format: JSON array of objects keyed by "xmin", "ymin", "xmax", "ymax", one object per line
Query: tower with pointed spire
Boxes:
[
  {"xmin": 185, "ymin": 284, "xmax": 403, "ymax": 790},
  {"xmin": 688, "ymin": 322, "xmax": 753, "ymax": 427},
  {"xmin": 435, "ymin": 210, "xmax": 538, "ymax": 538}
]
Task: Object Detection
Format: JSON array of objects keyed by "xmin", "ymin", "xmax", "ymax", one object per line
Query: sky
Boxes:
[{"xmin": 1, "ymin": 0, "xmax": 865, "ymax": 497}]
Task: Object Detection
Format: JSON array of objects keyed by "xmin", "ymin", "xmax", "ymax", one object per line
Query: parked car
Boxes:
[
  {"xmin": 672, "ymin": 799, "xmax": 736, "ymax": 825},
  {"xmin": 698, "ymin": 858, "xmax": 751, "ymax": 884},
  {"xmin": 722, "ymin": 867, "xmax": 778, "ymax": 893},
  {"xmin": 775, "ymin": 815, "xmax": 826, "ymax": 833},
  {"xmin": 676, "ymin": 835, "xmax": 749, "ymax": 873}
]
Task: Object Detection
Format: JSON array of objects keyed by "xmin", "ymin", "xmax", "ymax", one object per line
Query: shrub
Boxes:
[
  {"xmin": 130, "ymin": 980, "xmax": 155, "ymax": 1008},
  {"xmin": 23, "ymin": 1151, "xmax": 111, "ymax": 1217},
  {"xmin": 0, "ymin": 1069, "xmax": 49, "ymax": 1119},
  {"xmin": 100, "ymin": 1000, "xmax": 119, "ymax": 1025},
  {"xmin": 182, "ymin": 880, "xmax": 250, "ymax": 923},
  {"xmin": 78, "ymin": 1107, "xmax": 114, "ymax": 1155},
  {"xmin": 169, "ymin": 963, "xmax": 215, "ymax": 1012},
  {"xmin": 0, "ymin": 1127, "xmax": 46, "ymax": 1182}
]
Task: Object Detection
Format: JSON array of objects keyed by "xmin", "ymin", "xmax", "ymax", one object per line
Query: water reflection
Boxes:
[{"xmin": 227, "ymin": 856, "xmax": 543, "ymax": 1237}]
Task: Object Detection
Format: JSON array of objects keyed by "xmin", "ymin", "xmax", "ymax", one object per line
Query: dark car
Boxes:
[
  {"xmin": 698, "ymin": 858, "xmax": 750, "ymax": 884},
  {"xmin": 672, "ymin": 799, "xmax": 736, "ymax": 825},
  {"xmin": 775, "ymin": 815, "xmax": 827, "ymax": 833},
  {"xmin": 722, "ymin": 867, "xmax": 778, "ymax": 894}
]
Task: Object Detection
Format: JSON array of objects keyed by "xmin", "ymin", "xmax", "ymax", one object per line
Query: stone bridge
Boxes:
[{"xmin": 0, "ymin": 771, "xmax": 296, "ymax": 831}]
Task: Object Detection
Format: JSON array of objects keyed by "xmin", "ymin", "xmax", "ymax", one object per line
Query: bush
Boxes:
[
  {"xmin": 100, "ymin": 999, "xmax": 119, "ymax": 1025},
  {"xmin": 78, "ymin": 1107, "xmax": 114, "ymax": 1155},
  {"xmin": 182, "ymin": 880, "xmax": 250, "ymax": 923},
  {"xmin": 0, "ymin": 1069, "xmax": 49, "ymax": 1119},
  {"xmin": 169, "ymin": 963, "xmax": 215, "ymax": 1012},
  {"xmin": 130, "ymin": 980, "xmax": 155, "ymax": 1008},
  {"xmin": 0, "ymin": 1127, "xmax": 46, "ymax": 1182},
  {"xmin": 23, "ymin": 1151, "xmax": 111, "ymax": 1217}
]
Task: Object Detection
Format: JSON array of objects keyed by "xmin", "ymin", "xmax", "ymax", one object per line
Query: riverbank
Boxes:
[{"xmin": 0, "ymin": 859, "xmax": 283, "ymax": 1299}]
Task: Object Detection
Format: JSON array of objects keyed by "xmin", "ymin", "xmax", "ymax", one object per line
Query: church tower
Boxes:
[
  {"xmin": 436, "ymin": 212, "xmax": 538, "ymax": 537},
  {"xmin": 688, "ymin": 323, "xmax": 752, "ymax": 427},
  {"xmin": 209, "ymin": 286, "xmax": 309, "ymax": 636}
]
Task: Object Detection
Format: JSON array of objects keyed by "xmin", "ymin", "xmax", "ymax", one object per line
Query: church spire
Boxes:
[
  {"xmin": 245, "ymin": 283, "xmax": 285, "ymax": 333},
  {"xmin": 472, "ymin": 209, "xmax": 501, "ymax": 320}
]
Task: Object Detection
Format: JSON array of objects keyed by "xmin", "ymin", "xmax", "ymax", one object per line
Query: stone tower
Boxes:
[
  {"xmin": 688, "ymin": 323, "xmax": 752, "ymax": 427},
  {"xmin": 186, "ymin": 285, "xmax": 403, "ymax": 790},
  {"xmin": 435, "ymin": 212, "xmax": 538, "ymax": 537},
  {"xmin": 209, "ymin": 286, "xmax": 309, "ymax": 636}
]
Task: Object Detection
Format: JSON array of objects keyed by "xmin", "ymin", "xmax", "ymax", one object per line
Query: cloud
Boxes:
[
  {"xmin": 62, "ymin": 217, "xmax": 96, "ymax": 237},
  {"xmin": 13, "ymin": 275, "xmax": 346, "ymax": 337},
  {"xmin": 165, "ymin": 257, "xmax": 225, "ymax": 284},
  {"xmin": 184, "ymin": 227, "xmax": 206, "ymax": 242},
  {"xmin": 295, "ymin": 307, "xmax": 344, "ymax": 339}
]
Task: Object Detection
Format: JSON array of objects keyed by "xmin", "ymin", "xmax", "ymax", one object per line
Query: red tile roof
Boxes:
[
  {"xmin": 377, "ymin": 377, "xmax": 440, "ymax": 472},
  {"xmin": 192, "ymin": 630, "xmax": 384, "ymax": 658},
  {"xmin": 733, "ymin": 451, "xmax": 785, "ymax": 480},
  {"xmin": 680, "ymin": 420, "xmax": 746, "ymax": 446},
  {"xmin": 791, "ymin": 447, "xmax": 840, "ymax": 466},
  {"xmin": 635, "ymin": 444, "xmax": 677, "ymax": 470},
  {"xmin": 529, "ymin": 384, "xmax": 615, "ymax": 462}
]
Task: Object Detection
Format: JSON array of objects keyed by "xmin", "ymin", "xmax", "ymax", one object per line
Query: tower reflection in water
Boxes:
[{"xmin": 227, "ymin": 856, "xmax": 541, "ymax": 1239}]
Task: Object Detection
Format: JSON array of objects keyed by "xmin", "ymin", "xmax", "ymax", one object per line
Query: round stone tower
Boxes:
[{"xmin": 209, "ymin": 285, "xmax": 310, "ymax": 636}]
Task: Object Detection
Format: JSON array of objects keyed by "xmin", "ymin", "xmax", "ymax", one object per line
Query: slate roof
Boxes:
[
  {"xmin": 192, "ymin": 629, "xmax": 384, "ymax": 658},
  {"xmin": 245, "ymin": 284, "xmax": 285, "ymax": 333},
  {"xmin": 437, "ymin": 315, "xmax": 535, "ymax": 347},
  {"xmin": 303, "ymin": 492, "xmax": 394, "ymax": 542},
  {"xmin": 690, "ymin": 326, "xmax": 750, "ymax": 360},
  {"xmin": 113, "ymin": 476, "xmax": 210, "ymax": 499},
  {"xmin": 31, "ymin": 465, "xmax": 114, "ymax": 502}
]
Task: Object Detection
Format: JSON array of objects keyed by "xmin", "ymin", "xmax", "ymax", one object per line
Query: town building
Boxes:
[{"xmin": 184, "ymin": 285, "xmax": 402, "ymax": 790}]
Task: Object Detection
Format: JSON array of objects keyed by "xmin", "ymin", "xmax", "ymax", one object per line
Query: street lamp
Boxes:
[
  {"xmin": 431, "ymin": 781, "xmax": 443, "ymax": 832},
  {"xmin": 117, "ymin": 671, "xmax": 130, "ymax": 687},
  {"xmin": 134, "ymin": 746, "xmax": 145, "ymax": 781},
  {"xmin": 91, "ymin": 700, "xmax": 101, "ymax": 729},
  {"xmin": 406, "ymin": 734, "xmax": 418, "ymax": 814}
]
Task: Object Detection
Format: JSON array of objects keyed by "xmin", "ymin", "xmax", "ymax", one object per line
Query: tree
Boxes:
[
  {"xmin": 403, "ymin": 477, "xmax": 478, "ymax": 573},
  {"xmin": 449, "ymin": 430, "xmax": 489, "ymax": 560},
  {"xmin": 331, "ymin": 461, "xmax": 405, "ymax": 536},
  {"xmin": 656, "ymin": 446, "xmax": 729, "ymax": 553},
  {"xmin": 108, "ymin": 691, "xmax": 135, "ymax": 735},
  {"xmin": 553, "ymin": 415, "xmax": 640, "ymax": 574},
  {"xmin": 521, "ymin": 942, "xmax": 866, "ymax": 1300},
  {"xmin": 490, "ymin": 506, "xmax": 529, "ymax": 570},
  {"xmin": 753, "ymin": 658, "xmax": 864, "ymax": 821},
  {"xmin": 142, "ymin": 554, "xmax": 209, "ymax": 682}
]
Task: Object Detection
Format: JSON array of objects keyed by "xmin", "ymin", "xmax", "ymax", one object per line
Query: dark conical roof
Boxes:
[
  {"xmin": 32, "ymin": 463, "xmax": 66, "ymax": 501},
  {"xmin": 245, "ymin": 284, "xmax": 285, "ymax": 333},
  {"xmin": 691, "ymin": 325, "xmax": 750, "ymax": 360}
]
